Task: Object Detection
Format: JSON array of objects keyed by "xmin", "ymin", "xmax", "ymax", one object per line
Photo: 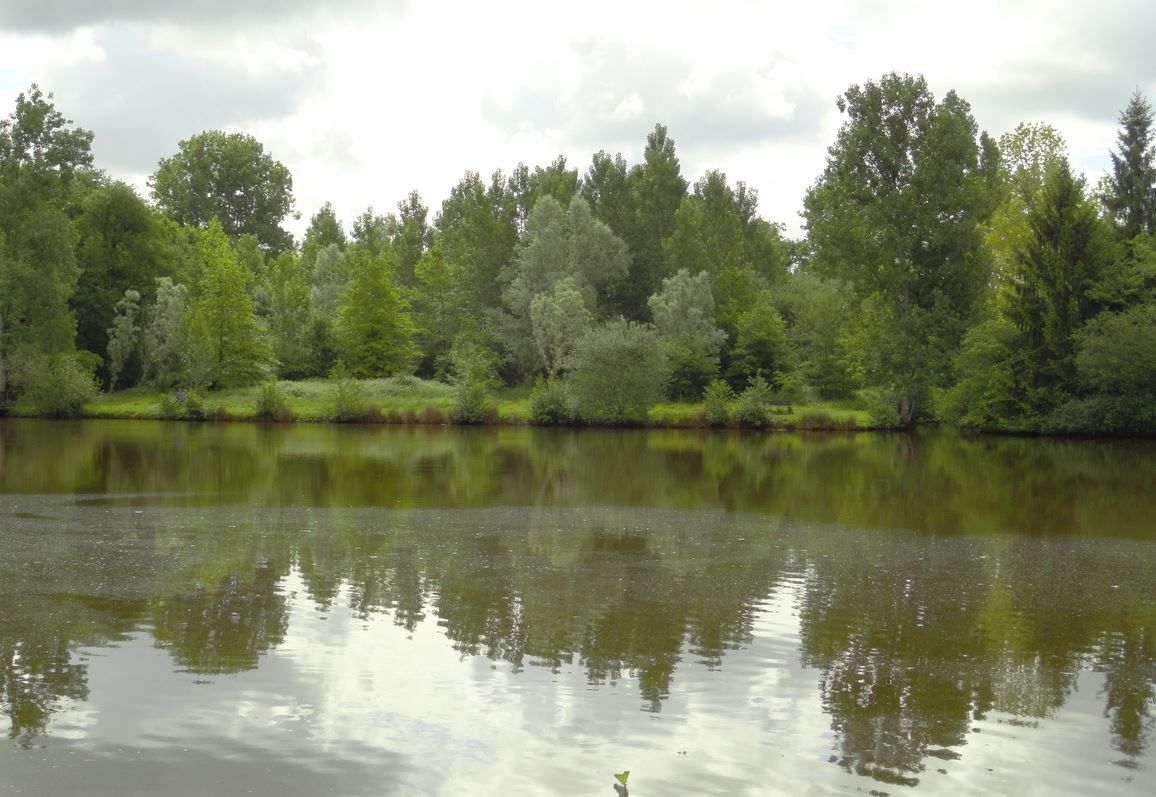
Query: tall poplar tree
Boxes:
[{"xmin": 804, "ymin": 73, "xmax": 998, "ymax": 425}]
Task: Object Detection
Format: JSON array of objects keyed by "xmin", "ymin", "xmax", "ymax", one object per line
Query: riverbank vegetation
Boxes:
[{"xmin": 1, "ymin": 75, "xmax": 1153, "ymax": 433}]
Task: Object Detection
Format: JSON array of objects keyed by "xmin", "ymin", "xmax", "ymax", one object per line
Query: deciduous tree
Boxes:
[
  {"xmin": 804, "ymin": 73, "xmax": 998, "ymax": 425},
  {"xmin": 150, "ymin": 130, "xmax": 295, "ymax": 254}
]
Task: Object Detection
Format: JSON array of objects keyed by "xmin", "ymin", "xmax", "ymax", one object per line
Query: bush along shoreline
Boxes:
[{"xmin": 6, "ymin": 375, "xmax": 877, "ymax": 431}]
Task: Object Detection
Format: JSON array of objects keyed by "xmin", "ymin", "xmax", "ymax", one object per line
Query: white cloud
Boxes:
[{"xmin": 2, "ymin": 0, "xmax": 1152, "ymax": 238}]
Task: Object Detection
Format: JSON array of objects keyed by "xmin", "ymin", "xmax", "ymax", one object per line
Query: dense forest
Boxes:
[{"xmin": 0, "ymin": 72, "xmax": 1153, "ymax": 432}]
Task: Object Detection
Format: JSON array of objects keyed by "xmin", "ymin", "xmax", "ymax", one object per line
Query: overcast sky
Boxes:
[{"xmin": 2, "ymin": 0, "xmax": 1154, "ymax": 239}]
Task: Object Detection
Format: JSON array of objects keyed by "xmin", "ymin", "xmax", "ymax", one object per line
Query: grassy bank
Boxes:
[{"xmin": 18, "ymin": 376, "xmax": 873, "ymax": 430}]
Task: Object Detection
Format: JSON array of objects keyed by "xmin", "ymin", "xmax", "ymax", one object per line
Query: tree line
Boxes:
[{"xmin": 0, "ymin": 73, "xmax": 1153, "ymax": 431}]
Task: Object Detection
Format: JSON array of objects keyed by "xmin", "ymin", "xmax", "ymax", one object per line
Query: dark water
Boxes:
[{"xmin": 1, "ymin": 420, "xmax": 1154, "ymax": 796}]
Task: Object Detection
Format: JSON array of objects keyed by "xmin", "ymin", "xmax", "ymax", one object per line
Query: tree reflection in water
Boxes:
[{"xmin": 1, "ymin": 419, "xmax": 1154, "ymax": 785}]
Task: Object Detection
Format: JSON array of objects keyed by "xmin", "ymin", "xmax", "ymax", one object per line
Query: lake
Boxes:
[{"xmin": 1, "ymin": 419, "xmax": 1154, "ymax": 795}]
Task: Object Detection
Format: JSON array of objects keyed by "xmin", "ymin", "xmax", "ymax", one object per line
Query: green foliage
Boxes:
[
  {"xmin": 150, "ymin": 130, "xmax": 295, "ymax": 253},
  {"xmin": 663, "ymin": 340, "xmax": 721, "ymax": 401},
  {"xmin": 529, "ymin": 276, "xmax": 593, "ymax": 376},
  {"xmin": 141, "ymin": 277, "xmax": 189, "ymax": 389},
  {"xmin": 334, "ymin": 248, "xmax": 416, "ymax": 377},
  {"xmin": 508, "ymin": 156, "xmax": 580, "ymax": 228},
  {"xmin": 158, "ymin": 388, "xmax": 206, "ymax": 420},
  {"xmin": 0, "ymin": 85, "xmax": 95, "ymax": 405},
  {"xmin": 649, "ymin": 268, "xmax": 725, "ymax": 399},
  {"xmin": 10, "ymin": 349, "xmax": 98, "ymax": 417},
  {"xmin": 935, "ymin": 315, "xmax": 1030, "ymax": 429},
  {"xmin": 804, "ymin": 72, "xmax": 997, "ymax": 424},
  {"xmin": 529, "ymin": 377, "xmax": 576, "ymax": 425},
  {"xmin": 733, "ymin": 374, "xmax": 772, "ymax": 428},
  {"xmin": 987, "ymin": 124, "xmax": 1069, "ymax": 289},
  {"xmin": 500, "ymin": 194, "xmax": 628, "ymax": 378},
  {"xmin": 728, "ymin": 290, "xmax": 793, "ymax": 388},
  {"xmin": 310, "ymin": 243, "xmax": 349, "ymax": 319},
  {"xmin": 1103, "ymin": 91, "xmax": 1156, "ymax": 239},
  {"xmin": 662, "ymin": 170, "xmax": 788, "ymax": 294},
  {"xmin": 389, "ymin": 190, "xmax": 431, "ymax": 287},
  {"xmin": 1064, "ymin": 302, "xmax": 1156, "ymax": 433},
  {"xmin": 412, "ymin": 243, "xmax": 467, "ymax": 377},
  {"xmin": 1090, "ymin": 232, "xmax": 1156, "ymax": 310},
  {"xmin": 702, "ymin": 379, "xmax": 734, "ymax": 427},
  {"xmin": 436, "ymin": 170, "xmax": 518, "ymax": 316},
  {"xmin": 186, "ymin": 220, "xmax": 273, "ymax": 389},
  {"xmin": 327, "ymin": 361, "xmax": 369, "ymax": 422},
  {"xmin": 777, "ymin": 272, "xmax": 859, "ymax": 399},
  {"xmin": 616, "ymin": 124, "xmax": 688, "ymax": 319},
  {"xmin": 448, "ymin": 334, "xmax": 498, "ymax": 424},
  {"xmin": 863, "ymin": 388, "xmax": 902, "ymax": 429},
  {"xmin": 299, "ymin": 201, "xmax": 346, "ymax": 272},
  {"xmin": 1004, "ymin": 159, "xmax": 1113, "ymax": 405},
  {"xmin": 266, "ymin": 252, "xmax": 314, "ymax": 379},
  {"xmin": 569, "ymin": 319, "xmax": 669, "ymax": 424},
  {"xmin": 253, "ymin": 381, "xmax": 292, "ymax": 422},
  {"xmin": 71, "ymin": 182, "xmax": 169, "ymax": 374},
  {"xmin": 105, "ymin": 289, "xmax": 140, "ymax": 390}
]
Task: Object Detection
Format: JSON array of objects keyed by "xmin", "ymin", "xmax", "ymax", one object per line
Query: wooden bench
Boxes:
[{"xmin": 766, "ymin": 400, "xmax": 792, "ymax": 414}]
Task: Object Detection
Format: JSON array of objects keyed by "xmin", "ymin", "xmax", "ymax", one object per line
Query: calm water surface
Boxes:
[{"xmin": 1, "ymin": 419, "xmax": 1154, "ymax": 795}]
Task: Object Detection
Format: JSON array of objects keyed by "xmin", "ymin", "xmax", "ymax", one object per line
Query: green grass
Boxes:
[
  {"xmin": 85, "ymin": 377, "xmax": 456, "ymax": 423},
  {"xmin": 649, "ymin": 399, "xmax": 871, "ymax": 429},
  {"xmin": 75, "ymin": 379, "xmax": 873, "ymax": 430}
]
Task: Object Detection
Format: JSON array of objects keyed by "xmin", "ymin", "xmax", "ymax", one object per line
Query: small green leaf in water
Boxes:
[{"xmin": 614, "ymin": 771, "xmax": 630, "ymax": 785}]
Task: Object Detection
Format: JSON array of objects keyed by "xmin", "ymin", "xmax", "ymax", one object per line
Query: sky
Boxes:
[{"xmin": 1, "ymin": 0, "xmax": 1154, "ymax": 239}]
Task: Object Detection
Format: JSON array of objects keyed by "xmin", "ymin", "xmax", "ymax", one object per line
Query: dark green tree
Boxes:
[
  {"xmin": 335, "ymin": 248, "xmax": 416, "ymax": 377},
  {"xmin": 509, "ymin": 156, "xmax": 580, "ymax": 231},
  {"xmin": 71, "ymin": 182, "xmax": 170, "ymax": 380},
  {"xmin": 186, "ymin": 220, "xmax": 273, "ymax": 388},
  {"xmin": 266, "ymin": 252, "xmax": 314, "ymax": 379},
  {"xmin": 0, "ymin": 85, "xmax": 95, "ymax": 405},
  {"xmin": 150, "ymin": 130, "xmax": 295, "ymax": 254},
  {"xmin": 1007, "ymin": 159, "xmax": 1113, "ymax": 404},
  {"xmin": 389, "ymin": 190, "xmax": 431, "ymax": 287},
  {"xmin": 1103, "ymin": 91, "xmax": 1156, "ymax": 239},
  {"xmin": 804, "ymin": 73, "xmax": 998, "ymax": 425},
  {"xmin": 299, "ymin": 201, "xmax": 346, "ymax": 273},
  {"xmin": 618, "ymin": 125, "xmax": 688, "ymax": 320},
  {"xmin": 435, "ymin": 170, "xmax": 519, "ymax": 315},
  {"xmin": 568, "ymin": 319, "xmax": 669, "ymax": 424},
  {"xmin": 580, "ymin": 150, "xmax": 635, "ymax": 238},
  {"xmin": 349, "ymin": 206, "xmax": 391, "ymax": 259}
]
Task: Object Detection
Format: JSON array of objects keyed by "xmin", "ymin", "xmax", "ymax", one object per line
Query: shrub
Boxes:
[
  {"xmin": 734, "ymin": 375, "xmax": 773, "ymax": 428},
  {"xmin": 529, "ymin": 378, "xmax": 576, "ymax": 425},
  {"xmin": 449, "ymin": 335, "xmax": 498, "ymax": 424},
  {"xmin": 702, "ymin": 379, "xmax": 734, "ymax": 427},
  {"xmin": 863, "ymin": 388, "xmax": 901, "ymax": 429},
  {"xmin": 569, "ymin": 319, "xmax": 669, "ymax": 425},
  {"xmin": 328, "ymin": 361, "xmax": 370, "ymax": 422},
  {"xmin": 254, "ymin": 381, "xmax": 293, "ymax": 421},
  {"xmin": 452, "ymin": 381, "xmax": 491, "ymax": 424},
  {"xmin": 159, "ymin": 389, "xmax": 207, "ymax": 420},
  {"xmin": 10, "ymin": 350, "xmax": 99, "ymax": 418}
]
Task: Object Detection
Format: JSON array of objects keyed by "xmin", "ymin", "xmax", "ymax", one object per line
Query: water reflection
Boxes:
[{"xmin": 1, "ymin": 419, "xmax": 1154, "ymax": 792}]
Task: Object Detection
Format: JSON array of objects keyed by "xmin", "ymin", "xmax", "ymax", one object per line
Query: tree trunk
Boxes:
[
  {"xmin": 0, "ymin": 311, "xmax": 7, "ymax": 409},
  {"xmin": 898, "ymin": 394, "xmax": 917, "ymax": 428}
]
